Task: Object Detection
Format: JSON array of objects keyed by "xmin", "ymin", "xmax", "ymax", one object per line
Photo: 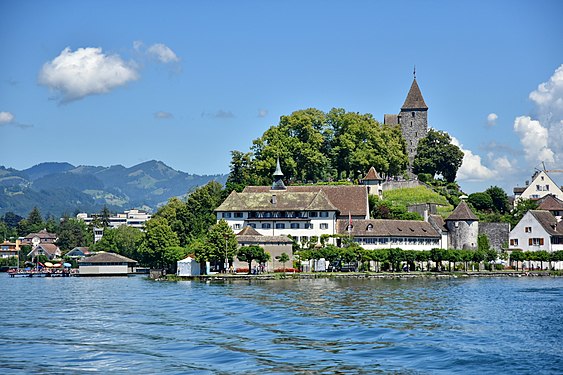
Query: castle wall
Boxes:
[
  {"xmin": 382, "ymin": 180, "xmax": 424, "ymax": 191},
  {"xmin": 479, "ymin": 222, "xmax": 510, "ymax": 252}
]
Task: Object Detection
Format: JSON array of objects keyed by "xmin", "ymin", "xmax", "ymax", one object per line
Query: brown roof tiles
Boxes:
[
  {"xmin": 241, "ymin": 185, "xmax": 368, "ymax": 218},
  {"xmin": 337, "ymin": 219, "xmax": 440, "ymax": 238},
  {"xmin": 401, "ymin": 79, "xmax": 428, "ymax": 110},
  {"xmin": 446, "ymin": 201, "xmax": 478, "ymax": 221}
]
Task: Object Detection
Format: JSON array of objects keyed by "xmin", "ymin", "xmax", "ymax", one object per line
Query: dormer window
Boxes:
[{"xmin": 366, "ymin": 224, "xmax": 373, "ymax": 231}]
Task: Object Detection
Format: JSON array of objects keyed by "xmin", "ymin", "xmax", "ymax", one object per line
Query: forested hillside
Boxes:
[{"xmin": 0, "ymin": 161, "xmax": 227, "ymax": 217}]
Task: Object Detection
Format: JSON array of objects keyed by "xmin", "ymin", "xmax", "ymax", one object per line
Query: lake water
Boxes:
[{"xmin": 0, "ymin": 275, "xmax": 561, "ymax": 374}]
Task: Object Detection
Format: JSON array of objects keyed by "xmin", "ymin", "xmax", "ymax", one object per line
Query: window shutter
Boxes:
[
  {"xmin": 540, "ymin": 238, "xmax": 544, "ymax": 246},
  {"xmin": 529, "ymin": 238, "xmax": 532, "ymax": 246}
]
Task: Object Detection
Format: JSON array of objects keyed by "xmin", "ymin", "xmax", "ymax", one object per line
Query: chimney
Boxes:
[
  {"xmin": 271, "ymin": 194, "xmax": 277, "ymax": 205},
  {"xmin": 423, "ymin": 209, "xmax": 429, "ymax": 222}
]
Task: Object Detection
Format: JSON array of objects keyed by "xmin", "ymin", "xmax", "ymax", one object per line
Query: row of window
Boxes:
[
  {"xmin": 510, "ymin": 238, "xmax": 545, "ymax": 246},
  {"xmin": 222, "ymin": 211, "xmax": 331, "ymax": 219},
  {"xmin": 354, "ymin": 237, "xmax": 440, "ymax": 246},
  {"xmin": 536, "ymin": 184, "xmax": 550, "ymax": 191},
  {"xmin": 242, "ymin": 223, "xmax": 330, "ymax": 230}
]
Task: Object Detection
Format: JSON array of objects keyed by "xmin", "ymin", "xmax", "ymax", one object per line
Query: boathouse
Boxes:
[{"xmin": 78, "ymin": 252, "xmax": 137, "ymax": 276}]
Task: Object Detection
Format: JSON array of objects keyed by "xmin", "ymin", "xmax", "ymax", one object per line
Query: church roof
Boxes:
[
  {"xmin": 401, "ymin": 79, "xmax": 428, "ymax": 110},
  {"xmin": 446, "ymin": 201, "xmax": 478, "ymax": 221},
  {"xmin": 362, "ymin": 166, "xmax": 383, "ymax": 181}
]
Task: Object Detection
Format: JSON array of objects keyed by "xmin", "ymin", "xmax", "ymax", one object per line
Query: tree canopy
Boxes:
[
  {"xmin": 229, "ymin": 108, "xmax": 409, "ymax": 187},
  {"xmin": 413, "ymin": 129, "xmax": 464, "ymax": 183}
]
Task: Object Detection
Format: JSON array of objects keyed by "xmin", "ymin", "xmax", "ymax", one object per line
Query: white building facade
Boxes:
[
  {"xmin": 513, "ymin": 171, "xmax": 563, "ymax": 207},
  {"xmin": 509, "ymin": 210, "xmax": 563, "ymax": 253},
  {"xmin": 216, "ymin": 190, "xmax": 338, "ymax": 246}
]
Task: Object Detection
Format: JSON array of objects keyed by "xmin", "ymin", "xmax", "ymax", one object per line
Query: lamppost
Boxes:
[{"xmin": 224, "ymin": 234, "xmax": 228, "ymax": 273}]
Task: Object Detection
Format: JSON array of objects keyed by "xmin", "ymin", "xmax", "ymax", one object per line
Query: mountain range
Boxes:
[{"xmin": 0, "ymin": 161, "xmax": 227, "ymax": 218}]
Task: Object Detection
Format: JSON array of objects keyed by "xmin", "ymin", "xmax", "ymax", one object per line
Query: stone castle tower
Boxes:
[
  {"xmin": 445, "ymin": 201, "xmax": 479, "ymax": 250},
  {"xmin": 384, "ymin": 74, "xmax": 428, "ymax": 175}
]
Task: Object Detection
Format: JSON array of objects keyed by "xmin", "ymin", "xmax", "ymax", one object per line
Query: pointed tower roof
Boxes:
[
  {"xmin": 362, "ymin": 166, "xmax": 383, "ymax": 181},
  {"xmin": 272, "ymin": 158, "xmax": 286, "ymax": 190},
  {"xmin": 446, "ymin": 201, "xmax": 478, "ymax": 221},
  {"xmin": 401, "ymin": 79, "xmax": 428, "ymax": 110}
]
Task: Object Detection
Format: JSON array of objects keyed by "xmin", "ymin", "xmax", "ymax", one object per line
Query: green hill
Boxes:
[{"xmin": 383, "ymin": 186, "xmax": 454, "ymax": 216}]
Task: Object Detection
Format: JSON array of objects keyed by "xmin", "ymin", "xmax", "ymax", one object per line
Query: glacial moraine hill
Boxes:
[{"xmin": 0, "ymin": 161, "xmax": 227, "ymax": 217}]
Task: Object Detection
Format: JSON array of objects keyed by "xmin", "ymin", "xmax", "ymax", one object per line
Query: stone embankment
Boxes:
[{"xmin": 156, "ymin": 271, "xmax": 558, "ymax": 282}]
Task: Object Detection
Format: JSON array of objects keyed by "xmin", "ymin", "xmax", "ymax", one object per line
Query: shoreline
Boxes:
[{"xmin": 161, "ymin": 270, "xmax": 560, "ymax": 282}]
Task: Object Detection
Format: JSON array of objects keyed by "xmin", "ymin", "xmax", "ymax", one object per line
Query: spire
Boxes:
[
  {"xmin": 273, "ymin": 158, "xmax": 283, "ymax": 177},
  {"xmin": 401, "ymin": 77, "xmax": 428, "ymax": 110},
  {"xmin": 271, "ymin": 158, "xmax": 286, "ymax": 190}
]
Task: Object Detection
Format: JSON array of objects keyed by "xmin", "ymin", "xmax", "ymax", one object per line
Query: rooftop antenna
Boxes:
[{"xmin": 413, "ymin": 65, "xmax": 416, "ymax": 79}]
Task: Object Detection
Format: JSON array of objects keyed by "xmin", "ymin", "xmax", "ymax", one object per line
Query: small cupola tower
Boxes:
[{"xmin": 271, "ymin": 158, "xmax": 286, "ymax": 190}]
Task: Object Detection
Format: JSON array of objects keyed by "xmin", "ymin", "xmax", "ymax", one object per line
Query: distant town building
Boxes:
[
  {"xmin": 76, "ymin": 209, "xmax": 151, "ymax": 229},
  {"xmin": 77, "ymin": 209, "xmax": 151, "ymax": 242},
  {"xmin": 0, "ymin": 241, "xmax": 19, "ymax": 259},
  {"xmin": 27, "ymin": 243, "xmax": 61, "ymax": 260},
  {"xmin": 21, "ymin": 229, "xmax": 57, "ymax": 247}
]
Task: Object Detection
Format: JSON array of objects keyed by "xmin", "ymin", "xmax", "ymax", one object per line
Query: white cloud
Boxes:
[
  {"xmin": 452, "ymin": 137, "xmax": 496, "ymax": 182},
  {"xmin": 147, "ymin": 43, "xmax": 179, "ymax": 63},
  {"xmin": 0, "ymin": 111, "xmax": 14, "ymax": 124},
  {"xmin": 513, "ymin": 115, "xmax": 555, "ymax": 163},
  {"xmin": 154, "ymin": 111, "xmax": 173, "ymax": 119},
  {"xmin": 525, "ymin": 64, "xmax": 563, "ymax": 163},
  {"xmin": 258, "ymin": 109, "xmax": 268, "ymax": 118},
  {"xmin": 38, "ymin": 47, "xmax": 139, "ymax": 102},
  {"xmin": 487, "ymin": 113, "xmax": 498, "ymax": 127}
]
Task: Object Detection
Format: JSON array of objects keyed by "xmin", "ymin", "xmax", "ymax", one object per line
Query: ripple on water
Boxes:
[{"xmin": 0, "ymin": 276, "xmax": 562, "ymax": 374}]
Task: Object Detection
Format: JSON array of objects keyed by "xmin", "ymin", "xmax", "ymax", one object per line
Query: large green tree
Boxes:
[
  {"xmin": 154, "ymin": 181, "xmax": 224, "ymax": 246},
  {"xmin": 205, "ymin": 219, "xmax": 238, "ymax": 270},
  {"xmin": 91, "ymin": 225, "xmax": 143, "ymax": 260},
  {"xmin": 139, "ymin": 217, "xmax": 180, "ymax": 268},
  {"xmin": 56, "ymin": 217, "xmax": 91, "ymax": 251},
  {"xmin": 241, "ymin": 107, "xmax": 409, "ymax": 186},
  {"xmin": 485, "ymin": 186, "xmax": 510, "ymax": 214},
  {"xmin": 226, "ymin": 151, "xmax": 260, "ymax": 192},
  {"xmin": 17, "ymin": 207, "xmax": 45, "ymax": 236},
  {"xmin": 252, "ymin": 108, "xmax": 330, "ymax": 183},
  {"xmin": 327, "ymin": 108, "xmax": 407, "ymax": 179},
  {"xmin": 413, "ymin": 129, "xmax": 464, "ymax": 182}
]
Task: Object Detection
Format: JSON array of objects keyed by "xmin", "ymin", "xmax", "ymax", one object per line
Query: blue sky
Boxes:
[{"xmin": 1, "ymin": 0, "xmax": 562, "ymax": 194}]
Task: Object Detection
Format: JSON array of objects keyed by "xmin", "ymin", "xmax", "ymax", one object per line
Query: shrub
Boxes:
[{"xmin": 274, "ymin": 268, "xmax": 300, "ymax": 273}]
